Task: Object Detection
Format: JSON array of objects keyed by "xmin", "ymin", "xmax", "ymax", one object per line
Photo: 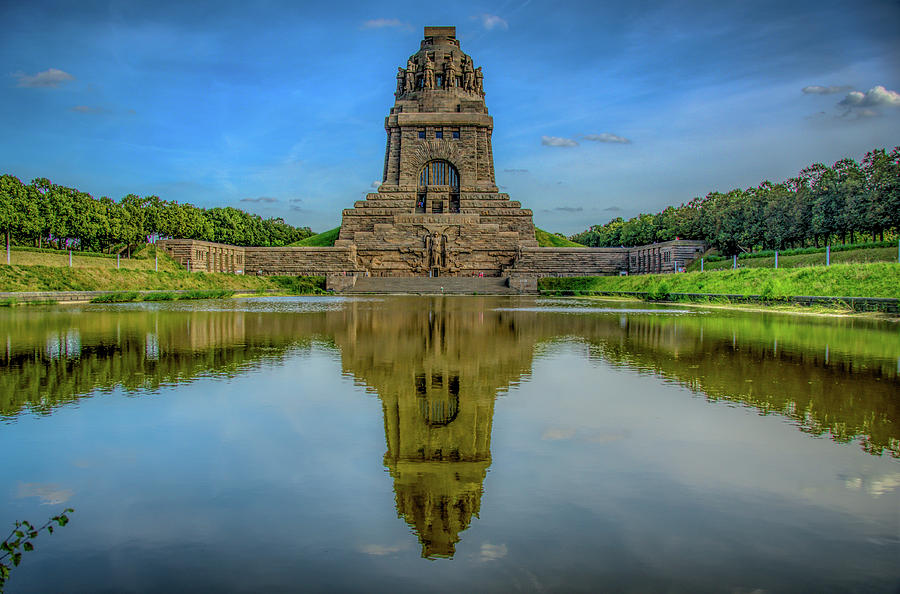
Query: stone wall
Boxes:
[
  {"xmin": 158, "ymin": 239, "xmax": 361, "ymax": 277},
  {"xmin": 157, "ymin": 239, "xmax": 246, "ymax": 273}
]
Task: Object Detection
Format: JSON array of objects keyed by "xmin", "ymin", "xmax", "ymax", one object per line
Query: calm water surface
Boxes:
[{"xmin": 1, "ymin": 296, "xmax": 898, "ymax": 592}]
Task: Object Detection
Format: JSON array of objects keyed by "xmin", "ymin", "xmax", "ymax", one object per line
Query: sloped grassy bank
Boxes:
[
  {"xmin": 539, "ymin": 263, "xmax": 900, "ymax": 300},
  {"xmin": 0, "ymin": 264, "xmax": 325, "ymax": 295}
]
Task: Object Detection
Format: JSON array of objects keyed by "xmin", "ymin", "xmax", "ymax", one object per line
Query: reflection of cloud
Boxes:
[
  {"xmin": 15, "ymin": 68, "xmax": 74, "ymax": 88},
  {"xmin": 480, "ymin": 543, "xmax": 508, "ymax": 561},
  {"xmin": 360, "ymin": 543, "xmax": 407, "ymax": 555},
  {"xmin": 582, "ymin": 431, "xmax": 626, "ymax": 444},
  {"xmin": 541, "ymin": 136, "xmax": 578, "ymax": 147},
  {"xmin": 16, "ymin": 482, "xmax": 74, "ymax": 505},
  {"xmin": 842, "ymin": 472, "xmax": 900, "ymax": 497},
  {"xmin": 542, "ymin": 427, "xmax": 576, "ymax": 440}
]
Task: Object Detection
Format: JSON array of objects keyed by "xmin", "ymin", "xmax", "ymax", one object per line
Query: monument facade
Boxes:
[
  {"xmin": 336, "ymin": 26, "xmax": 538, "ymax": 277},
  {"xmin": 158, "ymin": 26, "xmax": 705, "ymax": 289}
]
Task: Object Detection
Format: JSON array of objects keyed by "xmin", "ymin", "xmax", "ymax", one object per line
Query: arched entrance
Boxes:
[{"xmin": 417, "ymin": 160, "xmax": 460, "ymax": 214}]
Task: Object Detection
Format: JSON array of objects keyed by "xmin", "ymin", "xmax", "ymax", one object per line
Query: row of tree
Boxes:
[
  {"xmin": 0, "ymin": 176, "xmax": 313, "ymax": 252},
  {"xmin": 570, "ymin": 147, "xmax": 900, "ymax": 255}
]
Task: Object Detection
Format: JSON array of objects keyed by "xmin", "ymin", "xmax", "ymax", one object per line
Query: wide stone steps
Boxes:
[{"xmin": 341, "ymin": 276, "xmax": 527, "ymax": 295}]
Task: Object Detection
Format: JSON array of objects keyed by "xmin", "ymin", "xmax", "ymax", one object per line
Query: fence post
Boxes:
[
  {"xmin": 700, "ymin": 258, "xmax": 704, "ymax": 272},
  {"xmin": 117, "ymin": 253, "xmax": 120, "ymax": 269},
  {"xmin": 69, "ymin": 249, "xmax": 72, "ymax": 268},
  {"xmin": 5, "ymin": 233, "xmax": 9, "ymax": 265},
  {"xmin": 775, "ymin": 250, "xmax": 778, "ymax": 269},
  {"xmin": 733, "ymin": 254, "xmax": 737, "ymax": 269},
  {"xmin": 826, "ymin": 245, "xmax": 830, "ymax": 266},
  {"xmin": 155, "ymin": 244, "xmax": 158, "ymax": 272}
]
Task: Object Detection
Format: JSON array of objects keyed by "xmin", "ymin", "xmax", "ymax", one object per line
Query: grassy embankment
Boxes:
[
  {"xmin": 292, "ymin": 226, "xmax": 583, "ymax": 248},
  {"xmin": 534, "ymin": 228, "xmax": 584, "ymax": 247},
  {"xmin": 539, "ymin": 262, "xmax": 900, "ymax": 300},
  {"xmin": 289, "ymin": 227, "xmax": 341, "ymax": 246},
  {"xmin": 689, "ymin": 243, "xmax": 899, "ymax": 271},
  {"xmin": 0, "ymin": 246, "xmax": 325, "ymax": 300}
]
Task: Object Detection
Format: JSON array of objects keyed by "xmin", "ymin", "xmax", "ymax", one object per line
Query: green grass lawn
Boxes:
[
  {"xmin": 290, "ymin": 227, "xmax": 341, "ymax": 246},
  {"xmin": 689, "ymin": 246, "xmax": 899, "ymax": 271},
  {"xmin": 539, "ymin": 262, "xmax": 900, "ymax": 299},
  {"xmin": 535, "ymin": 228, "xmax": 584, "ymax": 247}
]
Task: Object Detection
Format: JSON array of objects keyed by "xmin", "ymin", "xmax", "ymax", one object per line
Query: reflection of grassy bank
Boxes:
[
  {"xmin": 0, "ymin": 264, "xmax": 326, "ymax": 295},
  {"xmin": 539, "ymin": 262, "xmax": 900, "ymax": 300},
  {"xmin": 90, "ymin": 289, "xmax": 234, "ymax": 303}
]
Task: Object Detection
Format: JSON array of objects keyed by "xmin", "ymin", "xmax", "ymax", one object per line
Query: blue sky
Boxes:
[{"xmin": 1, "ymin": 0, "xmax": 898, "ymax": 235}]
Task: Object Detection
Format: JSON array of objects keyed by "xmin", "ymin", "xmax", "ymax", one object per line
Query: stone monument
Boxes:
[{"xmin": 336, "ymin": 26, "xmax": 538, "ymax": 277}]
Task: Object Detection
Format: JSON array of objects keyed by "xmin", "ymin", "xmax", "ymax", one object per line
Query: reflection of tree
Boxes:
[
  {"xmin": 0, "ymin": 310, "xmax": 330, "ymax": 417},
  {"xmin": 332, "ymin": 298, "xmax": 534, "ymax": 558}
]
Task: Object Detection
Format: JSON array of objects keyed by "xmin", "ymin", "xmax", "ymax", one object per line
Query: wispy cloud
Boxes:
[
  {"xmin": 370, "ymin": 180, "xmax": 381, "ymax": 188},
  {"xmin": 504, "ymin": 168, "xmax": 529, "ymax": 173},
  {"xmin": 802, "ymin": 85, "xmax": 852, "ymax": 95},
  {"xmin": 603, "ymin": 206, "xmax": 622, "ymax": 212},
  {"xmin": 479, "ymin": 543, "xmax": 508, "ymax": 562},
  {"xmin": 548, "ymin": 206, "xmax": 583, "ymax": 213},
  {"xmin": 362, "ymin": 18, "xmax": 410, "ymax": 30},
  {"xmin": 240, "ymin": 196, "xmax": 279, "ymax": 203},
  {"xmin": 15, "ymin": 68, "xmax": 75, "ymax": 88},
  {"xmin": 541, "ymin": 136, "xmax": 578, "ymax": 147},
  {"xmin": 70, "ymin": 105, "xmax": 112, "ymax": 115},
  {"xmin": 473, "ymin": 13, "xmax": 509, "ymax": 30},
  {"xmin": 838, "ymin": 85, "xmax": 900, "ymax": 116},
  {"xmin": 584, "ymin": 132, "xmax": 631, "ymax": 144}
]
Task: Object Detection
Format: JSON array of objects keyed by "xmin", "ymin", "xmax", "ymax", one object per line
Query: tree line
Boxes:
[
  {"xmin": 570, "ymin": 147, "xmax": 900, "ymax": 255},
  {"xmin": 0, "ymin": 175, "xmax": 313, "ymax": 253}
]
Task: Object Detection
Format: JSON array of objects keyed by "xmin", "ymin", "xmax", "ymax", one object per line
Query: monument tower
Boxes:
[{"xmin": 336, "ymin": 26, "xmax": 538, "ymax": 277}]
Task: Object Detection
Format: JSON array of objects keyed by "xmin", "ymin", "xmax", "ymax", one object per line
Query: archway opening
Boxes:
[{"xmin": 418, "ymin": 160, "xmax": 460, "ymax": 213}]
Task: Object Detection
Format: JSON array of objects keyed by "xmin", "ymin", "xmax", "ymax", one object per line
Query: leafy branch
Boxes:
[{"xmin": 0, "ymin": 508, "xmax": 73, "ymax": 592}]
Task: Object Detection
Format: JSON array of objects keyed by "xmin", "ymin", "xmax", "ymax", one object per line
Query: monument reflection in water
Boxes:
[
  {"xmin": 333, "ymin": 300, "xmax": 530, "ymax": 558},
  {"xmin": 1, "ymin": 297, "xmax": 898, "ymax": 590}
]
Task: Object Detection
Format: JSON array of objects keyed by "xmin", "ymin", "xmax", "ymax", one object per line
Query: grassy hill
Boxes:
[
  {"xmin": 535, "ymin": 228, "xmax": 584, "ymax": 247},
  {"xmin": 290, "ymin": 227, "xmax": 341, "ymax": 247}
]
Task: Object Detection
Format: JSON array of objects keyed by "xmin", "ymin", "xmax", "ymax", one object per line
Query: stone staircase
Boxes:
[{"xmin": 340, "ymin": 276, "xmax": 529, "ymax": 295}]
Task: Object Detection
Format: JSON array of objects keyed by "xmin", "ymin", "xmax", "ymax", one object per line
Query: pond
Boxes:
[{"xmin": 1, "ymin": 296, "xmax": 898, "ymax": 592}]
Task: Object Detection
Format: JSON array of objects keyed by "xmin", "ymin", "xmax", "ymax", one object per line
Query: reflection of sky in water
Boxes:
[{"xmin": 0, "ymin": 296, "xmax": 897, "ymax": 592}]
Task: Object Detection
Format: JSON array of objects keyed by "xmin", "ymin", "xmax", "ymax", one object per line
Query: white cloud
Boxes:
[
  {"xmin": 584, "ymin": 133, "xmax": 632, "ymax": 144},
  {"xmin": 837, "ymin": 85, "xmax": 900, "ymax": 117},
  {"xmin": 474, "ymin": 14, "xmax": 509, "ymax": 30},
  {"xmin": 70, "ymin": 105, "xmax": 111, "ymax": 114},
  {"xmin": 15, "ymin": 68, "xmax": 75, "ymax": 88},
  {"xmin": 362, "ymin": 18, "xmax": 409, "ymax": 29},
  {"xmin": 240, "ymin": 196, "xmax": 279, "ymax": 203},
  {"xmin": 370, "ymin": 180, "xmax": 381, "ymax": 188},
  {"xmin": 801, "ymin": 85, "xmax": 851, "ymax": 95},
  {"xmin": 541, "ymin": 136, "xmax": 578, "ymax": 147}
]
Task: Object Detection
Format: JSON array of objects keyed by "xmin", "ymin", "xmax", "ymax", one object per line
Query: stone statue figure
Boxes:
[
  {"xmin": 426, "ymin": 232, "xmax": 445, "ymax": 269},
  {"xmin": 474, "ymin": 67, "xmax": 484, "ymax": 96},
  {"xmin": 463, "ymin": 58, "xmax": 475, "ymax": 92},
  {"xmin": 397, "ymin": 67, "xmax": 406, "ymax": 95},
  {"xmin": 423, "ymin": 55, "xmax": 435, "ymax": 90},
  {"xmin": 442, "ymin": 59, "xmax": 454, "ymax": 90},
  {"xmin": 405, "ymin": 58, "xmax": 416, "ymax": 93}
]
